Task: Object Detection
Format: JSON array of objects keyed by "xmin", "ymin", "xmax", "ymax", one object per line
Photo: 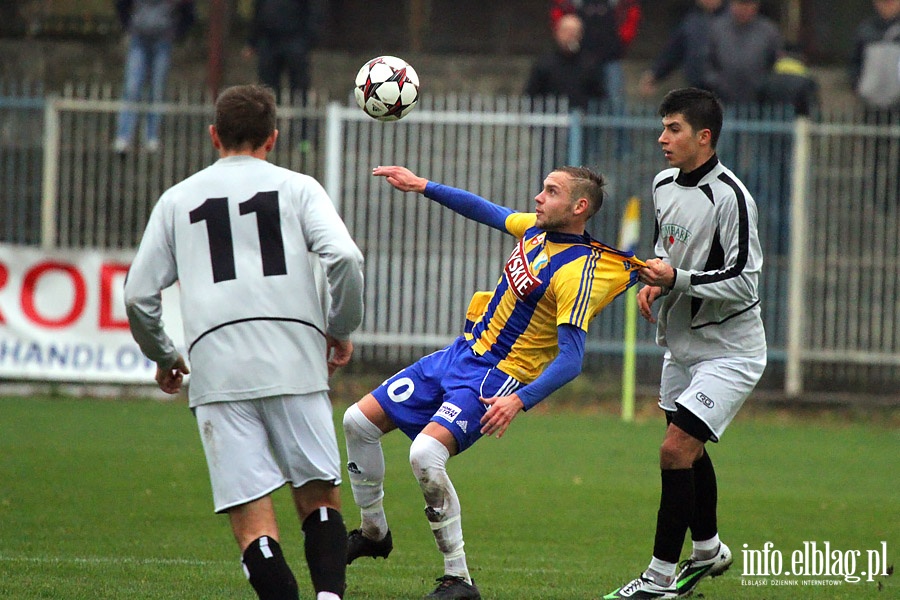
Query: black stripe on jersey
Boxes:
[
  {"xmin": 654, "ymin": 175, "xmax": 675, "ymax": 190},
  {"xmin": 699, "ymin": 184, "xmax": 715, "ymax": 205},
  {"xmin": 653, "ymin": 176, "xmax": 675, "ymax": 249},
  {"xmin": 691, "ymin": 299, "xmax": 761, "ymax": 330},
  {"xmin": 188, "ymin": 317, "xmax": 325, "ymax": 354},
  {"xmin": 690, "ymin": 173, "xmax": 750, "ymax": 287},
  {"xmin": 691, "ymin": 227, "xmax": 726, "ymax": 320}
]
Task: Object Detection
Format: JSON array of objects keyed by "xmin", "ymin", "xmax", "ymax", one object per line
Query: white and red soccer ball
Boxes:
[{"xmin": 354, "ymin": 56, "xmax": 420, "ymax": 122}]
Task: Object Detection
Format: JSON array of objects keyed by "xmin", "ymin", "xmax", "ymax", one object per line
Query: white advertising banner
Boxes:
[{"xmin": 0, "ymin": 243, "xmax": 184, "ymax": 383}]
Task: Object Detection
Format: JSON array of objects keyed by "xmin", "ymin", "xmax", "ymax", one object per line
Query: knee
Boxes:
[
  {"xmin": 342, "ymin": 404, "xmax": 360, "ymax": 438},
  {"xmin": 409, "ymin": 434, "xmax": 449, "ymax": 482},
  {"xmin": 658, "ymin": 439, "xmax": 681, "ymax": 469},
  {"xmin": 293, "ymin": 481, "xmax": 341, "ymax": 522},
  {"xmin": 343, "ymin": 403, "xmax": 376, "ymax": 442},
  {"xmin": 659, "ymin": 437, "xmax": 699, "ymax": 470}
]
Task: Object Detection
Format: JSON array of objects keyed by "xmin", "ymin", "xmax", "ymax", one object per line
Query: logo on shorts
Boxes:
[
  {"xmin": 435, "ymin": 402, "xmax": 462, "ymax": 423},
  {"xmin": 696, "ymin": 392, "xmax": 715, "ymax": 408},
  {"xmin": 457, "ymin": 420, "xmax": 468, "ymax": 433}
]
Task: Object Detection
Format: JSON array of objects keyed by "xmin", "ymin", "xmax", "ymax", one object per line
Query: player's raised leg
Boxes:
[
  {"xmin": 343, "ymin": 394, "xmax": 396, "ymax": 563},
  {"xmin": 411, "ymin": 422, "xmax": 481, "ymax": 600}
]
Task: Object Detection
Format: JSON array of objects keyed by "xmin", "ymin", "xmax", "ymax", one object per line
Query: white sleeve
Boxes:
[
  {"xmin": 123, "ymin": 196, "xmax": 181, "ymax": 368},
  {"xmin": 297, "ymin": 179, "xmax": 364, "ymax": 340}
]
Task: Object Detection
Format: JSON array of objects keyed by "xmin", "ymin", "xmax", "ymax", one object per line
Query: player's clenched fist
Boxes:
[{"xmin": 638, "ymin": 257, "xmax": 675, "ymax": 289}]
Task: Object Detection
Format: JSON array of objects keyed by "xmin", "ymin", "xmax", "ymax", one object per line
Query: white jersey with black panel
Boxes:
[
  {"xmin": 651, "ymin": 156, "xmax": 766, "ymax": 363},
  {"xmin": 125, "ymin": 155, "xmax": 364, "ymax": 406}
]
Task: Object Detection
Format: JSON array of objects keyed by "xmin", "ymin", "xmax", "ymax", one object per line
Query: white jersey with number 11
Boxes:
[{"xmin": 124, "ymin": 155, "xmax": 364, "ymax": 407}]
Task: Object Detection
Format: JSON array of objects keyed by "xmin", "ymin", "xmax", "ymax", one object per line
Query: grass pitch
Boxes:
[{"xmin": 0, "ymin": 390, "xmax": 896, "ymax": 599}]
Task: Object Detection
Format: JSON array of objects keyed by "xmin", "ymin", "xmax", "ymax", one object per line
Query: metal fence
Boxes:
[{"xmin": 2, "ymin": 87, "xmax": 899, "ymax": 397}]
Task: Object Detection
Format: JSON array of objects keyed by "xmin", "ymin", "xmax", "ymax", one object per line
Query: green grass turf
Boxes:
[{"xmin": 0, "ymin": 394, "xmax": 896, "ymax": 599}]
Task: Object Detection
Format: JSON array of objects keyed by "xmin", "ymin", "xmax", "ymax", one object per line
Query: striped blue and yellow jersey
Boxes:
[{"xmin": 464, "ymin": 212, "xmax": 643, "ymax": 383}]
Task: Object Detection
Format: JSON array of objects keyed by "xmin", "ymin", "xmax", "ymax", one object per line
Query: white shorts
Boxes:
[
  {"xmin": 194, "ymin": 392, "xmax": 342, "ymax": 513},
  {"xmin": 658, "ymin": 351, "xmax": 767, "ymax": 442}
]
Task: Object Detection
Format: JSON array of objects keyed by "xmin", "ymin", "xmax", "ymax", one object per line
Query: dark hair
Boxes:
[
  {"xmin": 214, "ymin": 84, "xmax": 277, "ymax": 151},
  {"xmin": 658, "ymin": 87, "xmax": 724, "ymax": 148},
  {"xmin": 555, "ymin": 166, "xmax": 606, "ymax": 218}
]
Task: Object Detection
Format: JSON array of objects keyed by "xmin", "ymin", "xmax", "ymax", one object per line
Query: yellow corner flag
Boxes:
[{"xmin": 618, "ymin": 197, "xmax": 641, "ymax": 422}]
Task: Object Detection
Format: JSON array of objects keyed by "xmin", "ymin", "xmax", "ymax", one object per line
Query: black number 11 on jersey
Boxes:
[{"xmin": 189, "ymin": 191, "xmax": 288, "ymax": 283}]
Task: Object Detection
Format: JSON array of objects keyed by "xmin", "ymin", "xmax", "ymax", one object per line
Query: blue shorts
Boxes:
[{"xmin": 371, "ymin": 336, "xmax": 523, "ymax": 453}]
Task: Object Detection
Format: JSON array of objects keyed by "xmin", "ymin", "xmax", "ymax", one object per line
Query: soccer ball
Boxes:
[{"xmin": 354, "ymin": 56, "xmax": 420, "ymax": 122}]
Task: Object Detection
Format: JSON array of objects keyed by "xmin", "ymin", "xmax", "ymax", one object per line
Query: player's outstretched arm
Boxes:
[
  {"xmin": 372, "ymin": 165, "xmax": 427, "ymax": 193},
  {"xmin": 374, "ymin": 164, "xmax": 514, "ymax": 231}
]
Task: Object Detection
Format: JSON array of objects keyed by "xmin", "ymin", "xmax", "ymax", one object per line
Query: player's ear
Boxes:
[
  {"xmin": 697, "ymin": 127, "xmax": 712, "ymax": 147},
  {"xmin": 263, "ymin": 129, "xmax": 278, "ymax": 152},
  {"xmin": 573, "ymin": 196, "xmax": 589, "ymax": 216},
  {"xmin": 209, "ymin": 125, "xmax": 221, "ymax": 150}
]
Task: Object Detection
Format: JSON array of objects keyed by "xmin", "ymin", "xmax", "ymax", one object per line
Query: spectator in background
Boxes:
[
  {"xmin": 704, "ymin": 0, "xmax": 783, "ymax": 256},
  {"xmin": 849, "ymin": 0, "xmax": 900, "ymax": 212},
  {"xmin": 525, "ymin": 13, "xmax": 606, "ymax": 109},
  {"xmin": 551, "ymin": 0, "xmax": 641, "ymax": 114},
  {"xmin": 242, "ymin": 0, "xmax": 325, "ymax": 104},
  {"xmin": 704, "ymin": 0, "xmax": 782, "ymax": 106},
  {"xmin": 759, "ymin": 45, "xmax": 819, "ymax": 116},
  {"xmin": 551, "ymin": 0, "xmax": 641, "ymax": 159},
  {"xmin": 113, "ymin": 0, "xmax": 195, "ymax": 154},
  {"xmin": 639, "ymin": 0, "xmax": 728, "ymax": 98},
  {"xmin": 525, "ymin": 13, "xmax": 605, "ymax": 177},
  {"xmin": 757, "ymin": 46, "xmax": 819, "ymax": 255},
  {"xmin": 850, "ymin": 0, "xmax": 900, "ymax": 109}
]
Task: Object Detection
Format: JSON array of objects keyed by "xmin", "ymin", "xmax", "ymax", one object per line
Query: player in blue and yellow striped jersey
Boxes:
[{"xmin": 343, "ymin": 165, "xmax": 644, "ymax": 600}]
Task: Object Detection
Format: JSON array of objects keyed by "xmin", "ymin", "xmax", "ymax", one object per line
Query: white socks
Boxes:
[
  {"xmin": 646, "ymin": 557, "xmax": 677, "ymax": 586},
  {"xmin": 344, "ymin": 407, "xmax": 471, "ymax": 584},
  {"xmin": 342, "ymin": 404, "xmax": 389, "ymax": 541},
  {"xmin": 692, "ymin": 534, "xmax": 721, "ymax": 560},
  {"xmin": 644, "ymin": 535, "xmax": 722, "ymax": 586},
  {"xmin": 409, "ymin": 433, "xmax": 470, "ymax": 584}
]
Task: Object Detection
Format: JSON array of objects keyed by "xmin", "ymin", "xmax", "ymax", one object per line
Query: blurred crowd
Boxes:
[{"xmin": 526, "ymin": 0, "xmax": 900, "ymax": 117}]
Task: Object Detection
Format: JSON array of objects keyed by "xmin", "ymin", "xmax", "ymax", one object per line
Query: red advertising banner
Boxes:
[{"xmin": 0, "ymin": 244, "xmax": 184, "ymax": 383}]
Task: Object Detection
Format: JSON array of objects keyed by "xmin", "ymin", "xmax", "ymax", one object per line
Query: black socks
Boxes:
[
  {"xmin": 241, "ymin": 535, "xmax": 299, "ymax": 600},
  {"xmin": 241, "ymin": 507, "xmax": 347, "ymax": 599},
  {"xmin": 690, "ymin": 451, "xmax": 718, "ymax": 542},
  {"xmin": 653, "ymin": 468, "xmax": 695, "ymax": 564},
  {"xmin": 302, "ymin": 506, "xmax": 348, "ymax": 597}
]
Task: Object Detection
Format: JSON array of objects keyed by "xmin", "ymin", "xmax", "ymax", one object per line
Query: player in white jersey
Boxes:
[
  {"xmin": 124, "ymin": 84, "xmax": 364, "ymax": 600},
  {"xmin": 604, "ymin": 88, "xmax": 766, "ymax": 600}
]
